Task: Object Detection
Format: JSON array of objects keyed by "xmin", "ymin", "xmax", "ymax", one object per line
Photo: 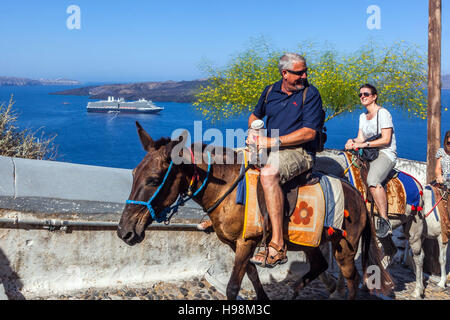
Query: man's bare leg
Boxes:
[{"xmin": 251, "ymin": 165, "xmax": 285, "ymax": 263}]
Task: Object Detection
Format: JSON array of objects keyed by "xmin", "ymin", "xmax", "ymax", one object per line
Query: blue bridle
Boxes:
[{"xmin": 126, "ymin": 151, "xmax": 212, "ymax": 224}]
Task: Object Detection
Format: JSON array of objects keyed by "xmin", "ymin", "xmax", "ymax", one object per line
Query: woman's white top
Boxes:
[
  {"xmin": 359, "ymin": 107, "xmax": 397, "ymax": 162},
  {"xmin": 436, "ymin": 148, "xmax": 450, "ymax": 184}
]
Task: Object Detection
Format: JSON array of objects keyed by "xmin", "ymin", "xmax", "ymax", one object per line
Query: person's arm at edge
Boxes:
[{"xmin": 435, "ymin": 157, "xmax": 444, "ymax": 183}]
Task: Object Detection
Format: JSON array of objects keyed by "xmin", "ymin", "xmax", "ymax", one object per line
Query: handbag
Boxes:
[{"xmin": 359, "ymin": 109, "xmax": 381, "ymax": 162}]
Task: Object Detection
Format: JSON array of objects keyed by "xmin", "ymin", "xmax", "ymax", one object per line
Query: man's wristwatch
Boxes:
[{"xmin": 273, "ymin": 137, "xmax": 282, "ymax": 147}]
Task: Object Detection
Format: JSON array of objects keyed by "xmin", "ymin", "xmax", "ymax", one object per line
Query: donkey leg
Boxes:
[
  {"xmin": 318, "ymin": 272, "xmax": 337, "ymax": 294},
  {"xmin": 409, "ymin": 237, "xmax": 425, "ymax": 298},
  {"xmin": 292, "ymin": 247, "xmax": 328, "ymax": 298},
  {"xmin": 318, "ymin": 243, "xmax": 338, "ymax": 295},
  {"xmin": 226, "ymin": 239, "xmax": 263, "ymax": 300},
  {"xmin": 333, "ymin": 238, "xmax": 360, "ymax": 300},
  {"xmin": 407, "ymin": 220, "xmax": 425, "ymax": 299},
  {"xmin": 246, "ymin": 263, "xmax": 269, "ymax": 300},
  {"xmin": 326, "ymin": 271, "xmax": 347, "ymax": 299},
  {"xmin": 436, "ymin": 236, "xmax": 448, "ymax": 289}
]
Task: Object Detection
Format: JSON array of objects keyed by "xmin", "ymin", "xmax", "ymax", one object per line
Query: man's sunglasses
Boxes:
[
  {"xmin": 358, "ymin": 92, "xmax": 372, "ymax": 98},
  {"xmin": 286, "ymin": 68, "xmax": 308, "ymax": 76},
  {"xmin": 447, "ymin": 140, "xmax": 450, "ymax": 146}
]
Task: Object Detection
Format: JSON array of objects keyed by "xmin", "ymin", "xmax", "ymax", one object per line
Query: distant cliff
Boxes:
[
  {"xmin": 0, "ymin": 77, "xmax": 81, "ymax": 86},
  {"xmin": 50, "ymin": 80, "xmax": 210, "ymax": 103}
]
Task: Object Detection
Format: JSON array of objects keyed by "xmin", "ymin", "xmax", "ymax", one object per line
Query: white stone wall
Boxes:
[{"xmin": 0, "ymin": 152, "xmax": 434, "ymax": 298}]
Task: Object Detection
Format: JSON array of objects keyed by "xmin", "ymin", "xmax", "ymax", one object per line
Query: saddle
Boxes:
[
  {"xmin": 361, "ymin": 159, "xmax": 398, "ymax": 202},
  {"xmin": 256, "ymin": 168, "xmax": 319, "ymax": 220},
  {"xmin": 381, "ymin": 168, "xmax": 399, "ymax": 186},
  {"xmin": 432, "ymin": 185, "xmax": 450, "ymax": 243},
  {"xmin": 361, "ymin": 160, "xmax": 399, "ymax": 203},
  {"xmin": 242, "ymin": 165, "xmax": 345, "ymax": 247},
  {"xmin": 342, "ymin": 151, "xmax": 422, "ymax": 216}
]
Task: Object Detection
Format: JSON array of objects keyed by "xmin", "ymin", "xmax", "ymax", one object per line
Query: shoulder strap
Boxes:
[
  {"xmin": 264, "ymin": 84, "xmax": 274, "ymax": 106},
  {"xmin": 264, "ymin": 84, "xmax": 309, "ymax": 108},
  {"xmin": 376, "ymin": 108, "xmax": 380, "ymax": 135},
  {"xmin": 302, "ymin": 86, "xmax": 309, "ymax": 106}
]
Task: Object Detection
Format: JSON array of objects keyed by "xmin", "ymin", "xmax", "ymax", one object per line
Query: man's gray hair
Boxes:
[{"xmin": 278, "ymin": 53, "xmax": 306, "ymax": 75}]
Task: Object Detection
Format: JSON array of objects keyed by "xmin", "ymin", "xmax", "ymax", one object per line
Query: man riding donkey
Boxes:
[
  {"xmin": 243, "ymin": 53, "xmax": 325, "ymax": 267},
  {"xmin": 198, "ymin": 53, "xmax": 325, "ymax": 266},
  {"xmin": 197, "ymin": 53, "xmax": 325, "ymax": 267}
]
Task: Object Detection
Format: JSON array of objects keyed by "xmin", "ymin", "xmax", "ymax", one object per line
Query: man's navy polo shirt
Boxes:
[{"xmin": 252, "ymin": 80, "xmax": 324, "ymax": 153}]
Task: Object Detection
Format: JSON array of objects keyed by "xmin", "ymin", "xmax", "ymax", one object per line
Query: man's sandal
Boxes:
[{"xmin": 249, "ymin": 242, "xmax": 288, "ymax": 268}]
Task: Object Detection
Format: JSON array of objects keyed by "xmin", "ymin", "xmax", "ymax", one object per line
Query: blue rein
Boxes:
[{"xmin": 126, "ymin": 151, "xmax": 212, "ymax": 224}]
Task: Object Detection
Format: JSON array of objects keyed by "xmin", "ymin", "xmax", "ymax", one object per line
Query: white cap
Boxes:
[{"xmin": 250, "ymin": 119, "xmax": 264, "ymax": 129}]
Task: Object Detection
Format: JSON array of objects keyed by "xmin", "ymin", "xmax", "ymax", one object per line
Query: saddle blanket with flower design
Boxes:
[{"xmin": 242, "ymin": 167, "xmax": 346, "ymax": 247}]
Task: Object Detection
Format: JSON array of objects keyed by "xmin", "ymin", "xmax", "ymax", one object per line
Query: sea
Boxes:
[{"xmin": 0, "ymin": 85, "xmax": 449, "ymax": 169}]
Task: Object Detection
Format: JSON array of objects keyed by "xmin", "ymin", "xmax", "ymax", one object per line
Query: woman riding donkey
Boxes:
[
  {"xmin": 345, "ymin": 84, "xmax": 397, "ymax": 239},
  {"xmin": 435, "ymin": 130, "xmax": 450, "ymax": 189},
  {"xmin": 424, "ymin": 130, "xmax": 450, "ymax": 290}
]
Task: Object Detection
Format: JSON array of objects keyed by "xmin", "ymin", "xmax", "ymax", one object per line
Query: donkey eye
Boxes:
[{"xmin": 146, "ymin": 178, "xmax": 160, "ymax": 186}]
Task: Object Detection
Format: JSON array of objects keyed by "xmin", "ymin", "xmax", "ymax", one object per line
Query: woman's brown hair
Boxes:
[{"xmin": 444, "ymin": 130, "xmax": 450, "ymax": 154}]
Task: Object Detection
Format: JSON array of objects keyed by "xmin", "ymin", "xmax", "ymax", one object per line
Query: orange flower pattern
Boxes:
[{"xmin": 292, "ymin": 201, "xmax": 314, "ymax": 225}]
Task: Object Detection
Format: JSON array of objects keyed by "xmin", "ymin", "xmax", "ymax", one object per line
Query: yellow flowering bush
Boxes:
[{"xmin": 194, "ymin": 40, "xmax": 428, "ymax": 122}]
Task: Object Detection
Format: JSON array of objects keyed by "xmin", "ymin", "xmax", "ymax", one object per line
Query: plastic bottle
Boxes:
[{"xmin": 249, "ymin": 120, "xmax": 265, "ymax": 165}]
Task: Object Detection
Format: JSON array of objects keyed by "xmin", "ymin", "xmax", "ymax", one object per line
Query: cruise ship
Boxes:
[{"xmin": 87, "ymin": 97, "xmax": 164, "ymax": 114}]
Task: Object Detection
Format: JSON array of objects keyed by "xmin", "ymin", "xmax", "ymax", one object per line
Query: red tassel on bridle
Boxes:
[{"xmin": 327, "ymin": 227, "xmax": 335, "ymax": 236}]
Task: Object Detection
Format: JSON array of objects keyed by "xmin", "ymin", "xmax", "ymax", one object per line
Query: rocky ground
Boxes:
[{"xmin": 40, "ymin": 262, "xmax": 449, "ymax": 300}]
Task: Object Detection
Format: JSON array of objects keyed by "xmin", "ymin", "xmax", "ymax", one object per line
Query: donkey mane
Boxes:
[
  {"xmin": 189, "ymin": 142, "xmax": 242, "ymax": 166},
  {"xmin": 154, "ymin": 137, "xmax": 172, "ymax": 150}
]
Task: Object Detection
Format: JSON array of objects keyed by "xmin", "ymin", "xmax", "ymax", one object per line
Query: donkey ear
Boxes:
[{"xmin": 135, "ymin": 121, "xmax": 154, "ymax": 152}]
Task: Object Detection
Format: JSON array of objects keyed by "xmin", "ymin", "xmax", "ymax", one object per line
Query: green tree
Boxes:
[{"xmin": 194, "ymin": 40, "xmax": 428, "ymax": 122}]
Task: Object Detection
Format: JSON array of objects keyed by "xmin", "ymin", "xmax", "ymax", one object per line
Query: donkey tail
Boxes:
[{"xmin": 361, "ymin": 202, "xmax": 395, "ymax": 295}]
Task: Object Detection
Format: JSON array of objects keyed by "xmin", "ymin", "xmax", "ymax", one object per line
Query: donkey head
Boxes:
[{"xmin": 117, "ymin": 121, "xmax": 189, "ymax": 245}]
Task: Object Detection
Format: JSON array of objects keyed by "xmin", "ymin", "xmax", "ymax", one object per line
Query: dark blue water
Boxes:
[{"xmin": 0, "ymin": 85, "xmax": 448, "ymax": 169}]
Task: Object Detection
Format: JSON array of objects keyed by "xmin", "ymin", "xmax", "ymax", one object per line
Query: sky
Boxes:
[{"xmin": 0, "ymin": 0, "xmax": 448, "ymax": 83}]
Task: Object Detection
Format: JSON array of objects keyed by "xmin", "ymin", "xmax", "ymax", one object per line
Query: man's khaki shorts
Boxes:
[{"xmin": 264, "ymin": 147, "xmax": 314, "ymax": 184}]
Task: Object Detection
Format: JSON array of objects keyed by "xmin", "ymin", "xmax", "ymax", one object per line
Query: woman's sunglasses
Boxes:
[{"xmin": 358, "ymin": 92, "xmax": 372, "ymax": 98}]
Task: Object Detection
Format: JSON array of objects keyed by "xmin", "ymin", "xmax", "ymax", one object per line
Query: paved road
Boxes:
[{"xmin": 41, "ymin": 262, "xmax": 449, "ymax": 300}]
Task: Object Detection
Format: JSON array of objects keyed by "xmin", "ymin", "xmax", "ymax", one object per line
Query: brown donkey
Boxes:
[{"xmin": 117, "ymin": 122, "xmax": 393, "ymax": 299}]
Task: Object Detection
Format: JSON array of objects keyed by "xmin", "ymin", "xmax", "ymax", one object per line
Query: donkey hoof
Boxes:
[
  {"xmin": 291, "ymin": 288, "xmax": 298, "ymax": 300},
  {"xmin": 432, "ymin": 284, "xmax": 446, "ymax": 292},
  {"xmin": 290, "ymin": 285, "xmax": 301, "ymax": 300},
  {"xmin": 411, "ymin": 289, "xmax": 424, "ymax": 299}
]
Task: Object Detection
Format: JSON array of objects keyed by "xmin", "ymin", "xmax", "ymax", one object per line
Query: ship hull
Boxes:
[{"xmin": 87, "ymin": 107, "xmax": 162, "ymax": 114}]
